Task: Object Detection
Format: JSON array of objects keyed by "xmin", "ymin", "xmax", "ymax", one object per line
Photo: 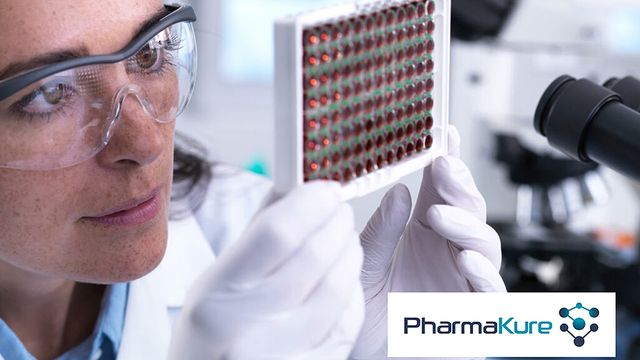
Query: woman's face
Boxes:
[{"xmin": 0, "ymin": 0, "xmax": 175, "ymax": 283}]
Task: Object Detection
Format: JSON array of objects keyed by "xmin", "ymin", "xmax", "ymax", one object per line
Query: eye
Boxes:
[
  {"xmin": 126, "ymin": 33, "xmax": 180, "ymax": 76},
  {"xmin": 135, "ymin": 45, "xmax": 160, "ymax": 70},
  {"xmin": 11, "ymin": 81, "xmax": 77, "ymax": 118},
  {"xmin": 42, "ymin": 83, "xmax": 66, "ymax": 105}
]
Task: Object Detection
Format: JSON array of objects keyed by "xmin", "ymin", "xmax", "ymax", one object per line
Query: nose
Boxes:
[{"xmin": 94, "ymin": 87, "xmax": 171, "ymax": 169}]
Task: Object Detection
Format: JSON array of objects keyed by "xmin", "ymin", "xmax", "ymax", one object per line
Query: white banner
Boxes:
[{"xmin": 388, "ymin": 292, "xmax": 616, "ymax": 358}]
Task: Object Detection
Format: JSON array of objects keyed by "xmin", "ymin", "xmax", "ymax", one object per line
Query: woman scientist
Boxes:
[{"xmin": 0, "ymin": 1, "xmax": 504, "ymax": 359}]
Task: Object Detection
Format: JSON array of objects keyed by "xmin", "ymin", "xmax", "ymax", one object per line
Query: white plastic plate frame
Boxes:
[{"xmin": 274, "ymin": 0, "xmax": 450, "ymax": 200}]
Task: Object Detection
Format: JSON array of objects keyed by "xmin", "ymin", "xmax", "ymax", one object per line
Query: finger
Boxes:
[
  {"xmin": 252, "ymin": 187, "xmax": 281, "ymax": 216},
  {"xmin": 430, "ymin": 155, "xmax": 487, "ymax": 222},
  {"xmin": 457, "ymin": 250, "xmax": 507, "ymax": 293},
  {"xmin": 246, "ymin": 204, "xmax": 356, "ymax": 312},
  {"xmin": 412, "ymin": 126, "xmax": 478, "ymax": 227},
  {"xmin": 226, "ymin": 237, "xmax": 365, "ymax": 357},
  {"xmin": 427, "ymin": 205, "xmax": 502, "ymax": 270},
  {"xmin": 299, "ymin": 284, "xmax": 365, "ymax": 360},
  {"xmin": 360, "ymin": 184, "xmax": 412, "ymax": 290},
  {"xmin": 448, "ymin": 125, "xmax": 461, "ymax": 158},
  {"xmin": 221, "ymin": 181, "xmax": 343, "ymax": 284},
  {"xmin": 412, "ymin": 125, "xmax": 484, "ymax": 225}
]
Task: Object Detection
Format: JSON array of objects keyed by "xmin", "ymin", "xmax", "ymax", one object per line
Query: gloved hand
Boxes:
[
  {"xmin": 351, "ymin": 126, "xmax": 506, "ymax": 359},
  {"xmin": 169, "ymin": 182, "xmax": 365, "ymax": 360}
]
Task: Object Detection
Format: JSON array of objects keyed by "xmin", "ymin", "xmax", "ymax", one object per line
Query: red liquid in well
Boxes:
[{"xmin": 302, "ymin": 1, "xmax": 438, "ymax": 183}]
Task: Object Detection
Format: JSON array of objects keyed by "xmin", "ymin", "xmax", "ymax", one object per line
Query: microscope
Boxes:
[
  {"xmin": 536, "ymin": 75, "xmax": 640, "ymax": 181},
  {"xmin": 535, "ymin": 72, "xmax": 640, "ymax": 317},
  {"xmin": 450, "ymin": 0, "xmax": 637, "ymax": 289},
  {"xmin": 450, "ymin": 1, "xmax": 640, "ymax": 357}
]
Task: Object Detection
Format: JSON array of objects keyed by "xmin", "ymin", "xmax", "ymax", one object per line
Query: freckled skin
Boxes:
[
  {"xmin": 0, "ymin": 1, "xmax": 181, "ymax": 356},
  {"xmin": 0, "ymin": 0, "xmax": 173, "ymax": 283}
]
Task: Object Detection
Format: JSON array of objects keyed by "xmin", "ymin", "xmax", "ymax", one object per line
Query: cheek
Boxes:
[
  {"xmin": 0, "ymin": 129, "xmax": 175, "ymax": 283},
  {"xmin": 71, "ymin": 213, "xmax": 169, "ymax": 283},
  {"xmin": 69, "ymin": 178, "xmax": 173, "ymax": 283},
  {"xmin": 0, "ymin": 171, "xmax": 79, "ymax": 270}
]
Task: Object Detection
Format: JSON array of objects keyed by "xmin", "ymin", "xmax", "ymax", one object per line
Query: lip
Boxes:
[{"xmin": 83, "ymin": 187, "xmax": 163, "ymax": 227}]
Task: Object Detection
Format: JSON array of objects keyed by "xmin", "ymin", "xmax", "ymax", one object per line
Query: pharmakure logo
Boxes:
[{"xmin": 559, "ymin": 302, "xmax": 600, "ymax": 347}]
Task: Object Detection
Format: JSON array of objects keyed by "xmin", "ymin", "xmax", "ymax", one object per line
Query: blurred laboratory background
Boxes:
[{"xmin": 176, "ymin": 0, "xmax": 640, "ymax": 358}]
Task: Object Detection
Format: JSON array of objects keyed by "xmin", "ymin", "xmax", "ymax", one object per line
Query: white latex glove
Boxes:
[
  {"xmin": 169, "ymin": 182, "xmax": 365, "ymax": 360},
  {"xmin": 351, "ymin": 126, "xmax": 506, "ymax": 359}
]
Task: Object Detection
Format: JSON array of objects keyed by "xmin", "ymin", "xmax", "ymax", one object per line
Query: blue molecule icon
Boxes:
[{"xmin": 558, "ymin": 303, "xmax": 600, "ymax": 347}]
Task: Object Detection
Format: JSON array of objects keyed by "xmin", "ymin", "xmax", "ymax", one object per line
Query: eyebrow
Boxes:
[{"xmin": 0, "ymin": 6, "xmax": 171, "ymax": 81}]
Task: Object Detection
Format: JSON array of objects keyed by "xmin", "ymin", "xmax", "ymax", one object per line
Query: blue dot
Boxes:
[
  {"xmin": 576, "ymin": 303, "xmax": 583, "ymax": 309},
  {"xmin": 574, "ymin": 336, "xmax": 585, "ymax": 347},
  {"xmin": 560, "ymin": 308, "xmax": 570, "ymax": 317},
  {"xmin": 573, "ymin": 318, "xmax": 586, "ymax": 330},
  {"xmin": 591, "ymin": 324, "xmax": 599, "ymax": 332},
  {"xmin": 560, "ymin": 324, "xmax": 569, "ymax": 332},
  {"xmin": 590, "ymin": 308, "xmax": 599, "ymax": 318}
]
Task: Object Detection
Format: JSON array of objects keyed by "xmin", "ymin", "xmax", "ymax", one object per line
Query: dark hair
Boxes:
[{"xmin": 170, "ymin": 132, "xmax": 213, "ymax": 219}]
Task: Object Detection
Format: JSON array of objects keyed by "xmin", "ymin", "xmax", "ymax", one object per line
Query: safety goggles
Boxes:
[{"xmin": 0, "ymin": 4, "xmax": 197, "ymax": 171}]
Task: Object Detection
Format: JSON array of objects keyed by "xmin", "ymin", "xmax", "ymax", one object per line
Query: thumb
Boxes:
[
  {"xmin": 447, "ymin": 124, "xmax": 462, "ymax": 159},
  {"xmin": 360, "ymin": 184, "xmax": 412, "ymax": 290},
  {"xmin": 253, "ymin": 180, "xmax": 339, "ymax": 220},
  {"xmin": 412, "ymin": 125, "xmax": 462, "ymax": 226},
  {"xmin": 457, "ymin": 250, "xmax": 507, "ymax": 293},
  {"xmin": 254, "ymin": 186, "xmax": 286, "ymax": 214}
]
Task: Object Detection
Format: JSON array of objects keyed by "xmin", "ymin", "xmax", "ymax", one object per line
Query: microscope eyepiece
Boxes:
[
  {"xmin": 604, "ymin": 76, "xmax": 640, "ymax": 111},
  {"xmin": 534, "ymin": 75, "xmax": 575, "ymax": 137},
  {"xmin": 535, "ymin": 75, "xmax": 640, "ymax": 181}
]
